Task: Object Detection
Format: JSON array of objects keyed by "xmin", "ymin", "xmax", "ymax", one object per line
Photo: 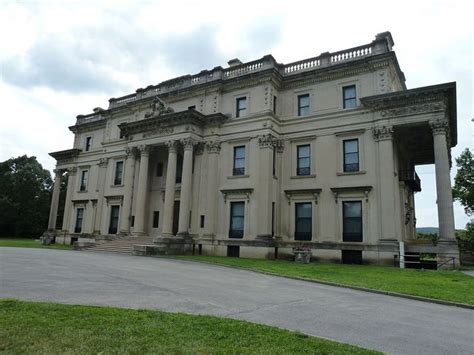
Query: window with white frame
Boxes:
[
  {"xmin": 343, "ymin": 85, "xmax": 357, "ymax": 109},
  {"xmin": 79, "ymin": 170, "xmax": 88, "ymax": 191},
  {"xmin": 236, "ymin": 97, "xmax": 247, "ymax": 118},
  {"xmin": 114, "ymin": 161, "xmax": 124, "ymax": 185},
  {"xmin": 297, "ymin": 145, "xmax": 311, "ymax": 176},
  {"xmin": 295, "ymin": 202, "xmax": 312, "ymax": 241},
  {"xmin": 233, "ymin": 146, "xmax": 245, "ymax": 176},
  {"xmin": 298, "ymin": 94, "xmax": 310, "ymax": 116},
  {"xmin": 229, "ymin": 201, "xmax": 245, "ymax": 238},
  {"xmin": 343, "ymin": 139, "xmax": 359, "ymax": 172}
]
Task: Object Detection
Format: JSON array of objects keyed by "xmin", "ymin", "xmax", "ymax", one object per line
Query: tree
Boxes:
[
  {"xmin": 0, "ymin": 156, "xmax": 53, "ymax": 237},
  {"xmin": 453, "ymin": 148, "xmax": 474, "ymax": 216}
]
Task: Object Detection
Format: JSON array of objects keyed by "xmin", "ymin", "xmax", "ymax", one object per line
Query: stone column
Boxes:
[
  {"xmin": 162, "ymin": 140, "xmax": 178, "ymax": 236},
  {"xmin": 94, "ymin": 158, "xmax": 108, "ymax": 233},
  {"xmin": 373, "ymin": 126, "xmax": 397, "ymax": 239},
  {"xmin": 257, "ymin": 134, "xmax": 276, "ymax": 238},
  {"xmin": 430, "ymin": 120, "xmax": 455, "ymax": 240},
  {"xmin": 204, "ymin": 141, "xmax": 221, "ymax": 236},
  {"xmin": 133, "ymin": 145, "xmax": 150, "ymax": 235},
  {"xmin": 177, "ymin": 138, "xmax": 196, "ymax": 235},
  {"xmin": 119, "ymin": 147, "xmax": 137, "ymax": 234},
  {"xmin": 62, "ymin": 167, "xmax": 77, "ymax": 231},
  {"xmin": 48, "ymin": 169, "xmax": 63, "ymax": 230}
]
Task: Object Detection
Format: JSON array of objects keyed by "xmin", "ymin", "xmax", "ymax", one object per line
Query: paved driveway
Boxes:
[{"xmin": 1, "ymin": 248, "xmax": 473, "ymax": 354}]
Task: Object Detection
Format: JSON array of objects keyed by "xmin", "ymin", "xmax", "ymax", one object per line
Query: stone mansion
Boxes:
[{"xmin": 47, "ymin": 32, "xmax": 459, "ymax": 264}]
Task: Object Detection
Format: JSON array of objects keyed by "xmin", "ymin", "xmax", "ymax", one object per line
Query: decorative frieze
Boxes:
[
  {"xmin": 372, "ymin": 126, "xmax": 393, "ymax": 141},
  {"xmin": 206, "ymin": 141, "xmax": 221, "ymax": 154},
  {"xmin": 380, "ymin": 101, "xmax": 445, "ymax": 118},
  {"xmin": 145, "ymin": 97, "xmax": 174, "ymax": 118},
  {"xmin": 142, "ymin": 127, "xmax": 174, "ymax": 138}
]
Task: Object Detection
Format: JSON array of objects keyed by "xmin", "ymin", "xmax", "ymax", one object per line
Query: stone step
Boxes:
[{"xmin": 82, "ymin": 236, "xmax": 154, "ymax": 255}]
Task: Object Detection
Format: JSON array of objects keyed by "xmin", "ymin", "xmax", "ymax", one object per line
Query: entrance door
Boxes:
[{"xmin": 172, "ymin": 201, "xmax": 180, "ymax": 235}]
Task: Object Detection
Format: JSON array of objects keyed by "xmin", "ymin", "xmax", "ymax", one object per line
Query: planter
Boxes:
[{"xmin": 293, "ymin": 250, "xmax": 312, "ymax": 264}]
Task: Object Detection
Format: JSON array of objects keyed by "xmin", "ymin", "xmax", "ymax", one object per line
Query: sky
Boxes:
[{"xmin": 0, "ymin": 0, "xmax": 472, "ymax": 228}]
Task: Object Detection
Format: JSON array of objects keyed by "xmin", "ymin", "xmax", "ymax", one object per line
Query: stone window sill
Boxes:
[
  {"xmin": 77, "ymin": 190, "xmax": 88, "ymax": 193},
  {"xmin": 227, "ymin": 175, "xmax": 250, "ymax": 179},
  {"xmin": 337, "ymin": 170, "xmax": 366, "ymax": 176},
  {"xmin": 111, "ymin": 184, "xmax": 124, "ymax": 188},
  {"xmin": 290, "ymin": 174, "xmax": 316, "ymax": 179}
]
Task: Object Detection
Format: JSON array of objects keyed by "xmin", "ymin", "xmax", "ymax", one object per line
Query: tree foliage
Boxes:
[
  {"xmin": 456, "ymin": 220, "xmax": 474, "ymax": 252},
  {"xmin": 453, "ymin": 148, "xmax": 474, "ymax": 216},
  {"xmin": 0, "ymin": 156, "xmax": 52, "ymax": 237}
]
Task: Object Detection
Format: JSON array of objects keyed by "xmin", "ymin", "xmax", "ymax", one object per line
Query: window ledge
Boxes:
[
  {"xmin": 227, "ymin": 175, "xmax": 250, "ymax": 179},
  {"xmin": 77, "ymin": 190, "xmax": 88, "ymax": 193},
  {"xmin": 110, "ymin": 184, "xmax": 124, "ymax": 188},
  {"xmin": 337, "ymin": 171, "xmax": 366, "ymax": 176},
  {"xmin": 290, "ymin": 174, "xmax": 316, "ymax": 179},
  {"xmin": 273, "ymin": 175, "xmax": 278, "ymax": 180}
]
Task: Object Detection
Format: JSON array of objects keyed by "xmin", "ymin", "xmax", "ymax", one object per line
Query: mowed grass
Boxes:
[
  {"xmin": 175, "ymin": 256, "xmax": 474, "ymax": 305},
  {"xmin": 0, "ymin": 299, "xmax": 379, "ymax": 354},
  {"xmin": 0, "ymin": 238, "xmax": 72, "ymax": 250}
]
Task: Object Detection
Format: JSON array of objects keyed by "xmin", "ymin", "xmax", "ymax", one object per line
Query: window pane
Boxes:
[
  {"xmin": 296, "ymin": 218, "xmax": 311, "ymax": 233},
  {"xmin": 232, "ymin": 202, "xmax": 245, "ymax": 217},
  {"xmin": 298, "ymin": 145, "xmax": 310, "ymax": 158},
  {"xmin": 344, "ymin": 201, "xmax": 362, "ymax": 217},
  {"xmin": 238, "ymin": 98, "xmax": 246, "ymax": 110},
  {"xmin": 344, "ymin": 140, "xmax": 358, "ymax": 153},
  {"xmin": 299, "ymin": 106, "xmax": 310, "ymax": 116},
  {"xmin": 299, "ymin": 157, "xmax": 310, "ymax": 168},
  {"xmin": 296, "ymin": 203, "xmax": 312, "ymax": 218},
  {"xmin": 345, "ymin": 153, "xmax": 359, "ymax": 164},
  {"xmin": 344, "ymin": 86, "xmax": 356, "ymax": 99},
  {"xmin": 235, "ymin": 146, "xmax": 245, "ymax": 159},
  {"xmin": 234, "ymin": 158, "xmax": 245, "ymax": 169}
]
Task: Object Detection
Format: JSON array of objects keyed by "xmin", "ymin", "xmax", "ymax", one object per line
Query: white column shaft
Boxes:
[
  {"xmin": 205, "ymin": 152, "xmax": 218, "ymax": 236},
  {"xmin": 133, "ymin": 148, "xmax": 149, "ymax": 235},
  {"xmin": 120, "ymin": 152, "xmax": 136, "ymax": 233},
  {"xmin": 378, "ymin": 138, "xmax": 396, "ymax": 239},
  {"xmin": 433, "ymin": 132, "xmax": 455, "ymax": 240},
  {"xmin": 48, "ymin": 171, "xmax": 62, "ymax": 230},
  {"xmin": 162, "ymin": 145, "xmax": 177, "ymax": 235},
  {"xmin": 178, "ymin": 147, "xmax": 193, "ymax": 235}
]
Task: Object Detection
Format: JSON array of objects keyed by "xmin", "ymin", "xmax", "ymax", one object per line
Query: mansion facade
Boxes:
[{"xmin": 47, "ymin": 32, "xmax": 459, "ymax": 264}]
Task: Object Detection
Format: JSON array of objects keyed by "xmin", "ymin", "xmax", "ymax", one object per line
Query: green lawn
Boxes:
[
  {"xmin": 175, "ymin": 256, "xmax": 474, "ymax": 305},
  {"xmin": 0, "ymin": 238, "xmax": 72, "ymax": 250},
  {"xmin": 0, "ymin": 299, "xmax": 379, "ymax": 354}
]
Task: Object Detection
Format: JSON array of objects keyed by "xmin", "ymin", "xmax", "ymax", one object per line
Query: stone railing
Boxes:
[
  {"xmin": 75, "ymin": 113, "xmax": 104, "ymax": 125},
  {"xmin": 107, "ymin": 32, "xmax": 393, "ymax": 109}
]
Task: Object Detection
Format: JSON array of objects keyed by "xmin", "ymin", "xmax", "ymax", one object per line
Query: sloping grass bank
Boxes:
[
  {"xmin": 0, "ymin": 299, "xmax": 378, "ymax": 354},
  {"xmin": 175, "ymin": 256, "xmax": 474, "ymax": 305}
]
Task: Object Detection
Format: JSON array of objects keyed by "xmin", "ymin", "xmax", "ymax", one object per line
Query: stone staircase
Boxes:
[{"xmin": 82, "ymin": 235, "xmax": 154, "ymax": 255}]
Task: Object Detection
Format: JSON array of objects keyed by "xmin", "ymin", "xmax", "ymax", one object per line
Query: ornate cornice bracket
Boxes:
[
  {"xmin": 206, "ymin": 141, "xmax": 222, "ymax": 154},
  {"xmin": 257, "ymin": 134, "xmax": 278, "ymax": 149}
]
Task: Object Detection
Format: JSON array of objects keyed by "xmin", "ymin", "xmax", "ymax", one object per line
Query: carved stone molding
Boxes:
[
  {"xmin": 98, "ymin": 158, "xmax": 109, "ymax": 167},
  {"xmin": 165, "ymin": 140, "xmax": 179, "ymax": 153},
  {"xmin": 372, "ymin": 126, "xmax": 393, "ymax": 141},
  {"xmin": 257, "ymin": 133, "xmax": 278, "ymax": 149},
  {"xmin": 206, "ymin": 141, "xmax": 221, "ymax": 154},
  {"xmin": 380, "ymin": 101, "xmax": 445, "ymax": 118},
  {"xmin": 180, "ymin": 137, "xmax": 197, "ymax": 151},
  {"xmin": 429, "ymin": 119, "xmax": 448, "ymax": 136}
]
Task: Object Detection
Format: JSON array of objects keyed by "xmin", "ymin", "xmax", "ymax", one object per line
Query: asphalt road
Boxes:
[{"xmin": 1, "ymin": 248, "xmax": 473, "ymax": 354}]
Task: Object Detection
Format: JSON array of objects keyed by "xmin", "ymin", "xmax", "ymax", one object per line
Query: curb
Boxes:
[{"xmin": 169, "ymin": 258, "xmax": 474, "ymax": 310}]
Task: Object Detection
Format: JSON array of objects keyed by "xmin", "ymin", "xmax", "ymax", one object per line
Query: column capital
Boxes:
[
  {"xmin": 257, "ymin": 134, "xmax": 278, "ymax": 149},
  {"xmin": 372, "ymin": 126, "xmax": 393, "ymax": 141},
  {"xmin": 429, "ymin": 119, "xmax": 448, "ymax": 136},
  {"xmin": 53, "ymin": 168, "xmax": 63, "ymax": 177},
  {"xmin": 137, "ymin": 145, "xmax": 151, "ymax": 157},
  {"xmin": 98, "ymin": 158, "xmax": 109, "ymax": 167},
  {"xmin": 180, "ymin": 137, "xmax": 198, "ymax": 151},
  {"xmin": 124, "ymin": 146, "xmax": 137, "ymax": 158},
  {"xmin": 165, "ymin": 140, "xmax": 179, "ymax": 153},
  {"xmin": 66, "ymin": 167, "xmax": 77, "ymax": 176},
  {"xmin": 206, "ymin": 141, "xmax": 221, "ymax": 154},
  {"xmin": 195, "ymin": 142, "xmax": 205, "ymax": 156}
]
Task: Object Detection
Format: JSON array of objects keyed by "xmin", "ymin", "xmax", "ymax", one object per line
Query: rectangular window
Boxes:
[
  {"xmin": 343, "ymin": 85, "xmax": 357, "ymax": 109},
  {"xmin": 343, "ymin": 201, "xmax": 362, "ymax": 242},
  {"xmin": 156, "ymin": 162, "xmax": 163, "ymax": 177},
  {"xmin": 272, "ymin": 148, "xmax": 276, "ymax": 176},
  {"xmin": 200, "ymin": 215, "xmax": 205, "ymax": 228},
  {"xmin": 153, "ymin": 211, "xmax": 159, "ymax": 228},
  {"xmin": 229, "ymin": 201, "xmax": 245, "ymax": 238},
  {"xmin": 298, "ymin": 94, "xmax": 310, "ymax": 116},
  {"xmin": 188, "ymin": 105, "xmax": 196, "ymax": 110},
  {"xmin": 74, "ymin": 208, "xmax": 84, "ymax": 233},
  {"xmin": 108, "ymin": 206, "xmax": 120, "ymax": 234},
  {"xmin": 233, "ymin": 146, "xmax": 245, "ymax": 176},
  {"xmin": 79, "ymin": 170, "xmax": 88, "ymax": 191},
  {"xmin": 236, "ymin": 97, "xmax": 247, "ymax": 118},
  {"xmin": 273, "ymin": 96, "xmax": 277, "ymax": 113},
  {"xmin": 343, "ymin": 139, "xmax": 359, "ymax": 172},
  {"xmin": 297, "ymin": 145, "xmax": 311, "ymax": 176},
  {"xmin": 295, "ymin": 202, "xmax": 312, "ymax": 241},
  {"xmin": 114, "ymin": 161, "xmax": 124, "ymax": 185},
  {"xmin": 85, "ymin": 136, "xmax": 92, "ymax": 151},
  {"xmin": 131, "ymin": 215, "xmax": 135, "ymax": 227}
]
